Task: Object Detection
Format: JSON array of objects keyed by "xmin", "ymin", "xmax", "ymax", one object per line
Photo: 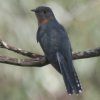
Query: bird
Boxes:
[{"xmin": 31, "ymin": 6, "xmax": 82, "ymax": 94}]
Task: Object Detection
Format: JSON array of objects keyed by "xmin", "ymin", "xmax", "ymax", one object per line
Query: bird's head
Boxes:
[{"xmin": 31, "ymin": 6, "xmax": 55, "ymax": 25}]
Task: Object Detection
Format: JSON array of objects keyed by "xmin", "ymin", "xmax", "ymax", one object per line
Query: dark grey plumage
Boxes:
[{"xmin": 32, "ymin": 6, "xmax": 82, "ymax": 94}]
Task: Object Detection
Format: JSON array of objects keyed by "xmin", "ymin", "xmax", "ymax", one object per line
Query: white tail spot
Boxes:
[
  {"xmin": 77, "ymin": 84, "xmax": 80, "ymax": 87},
  {"xmin": 79, "ymin": 90, "xmax": 82, "ymax": 93}
]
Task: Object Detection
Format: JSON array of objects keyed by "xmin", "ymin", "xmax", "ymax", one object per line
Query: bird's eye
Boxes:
[{"xmin": 43, "ymin": 10, "xmax": 47, "ymax": 14}]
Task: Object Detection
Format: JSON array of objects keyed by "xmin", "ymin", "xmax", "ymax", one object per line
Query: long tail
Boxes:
[{"xmin": 56, "ymin": 52, "xmax": 82, "ymax": 94}]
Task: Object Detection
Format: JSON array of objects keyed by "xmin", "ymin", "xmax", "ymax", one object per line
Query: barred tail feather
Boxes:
[{"xmin": 56, "ymin": 52, "xmax": 82, "ymax": 94}]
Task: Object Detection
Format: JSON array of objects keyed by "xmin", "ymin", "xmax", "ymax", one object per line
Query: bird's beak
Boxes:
[{"xmin": 31, "ymin": 9, "xmax": 36, "ymax": 12}]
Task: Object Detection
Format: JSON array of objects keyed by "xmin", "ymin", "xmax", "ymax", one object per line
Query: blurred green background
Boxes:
[{"xmin": 0, "ymin": 0, "xmax": 100, "ymax": 100}]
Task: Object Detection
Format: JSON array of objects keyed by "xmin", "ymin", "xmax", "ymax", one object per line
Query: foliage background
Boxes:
[{"xmin": 0, "ymin": 0, "xmax": 100, "ymax": 100}]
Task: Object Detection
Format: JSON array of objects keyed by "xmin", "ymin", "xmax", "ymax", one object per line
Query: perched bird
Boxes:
[{"xmin": 31, "ymin": 6, "xmax": 82, "ymax": 94}]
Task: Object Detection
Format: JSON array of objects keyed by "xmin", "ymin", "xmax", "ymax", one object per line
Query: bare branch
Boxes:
[
  {"xmin": 0, "ymin": 44, "xmax": 99, "ymax": 66},
  {"xmin": 0, "ymin": 56, "xmax": 47, "ymax": 66},
  {"xmin": 0, "ymin": 39, "xmax": 100, "ymax": 66},
  {"xmin": 73, "ymin": 47, "xmax": 100, "ymax": 59},
  {"xmin": 0, "ymin": 40, "xmax": 100, "ymax": 59},
  {"xmin": 0, "ymin": 40, "xmax": 43, "ymax": 58}
]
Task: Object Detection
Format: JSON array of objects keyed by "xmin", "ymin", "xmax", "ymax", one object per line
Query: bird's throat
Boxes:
[{"xmin": 38, "ymin": 19, "xmax": 49, "ymax": 25}]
